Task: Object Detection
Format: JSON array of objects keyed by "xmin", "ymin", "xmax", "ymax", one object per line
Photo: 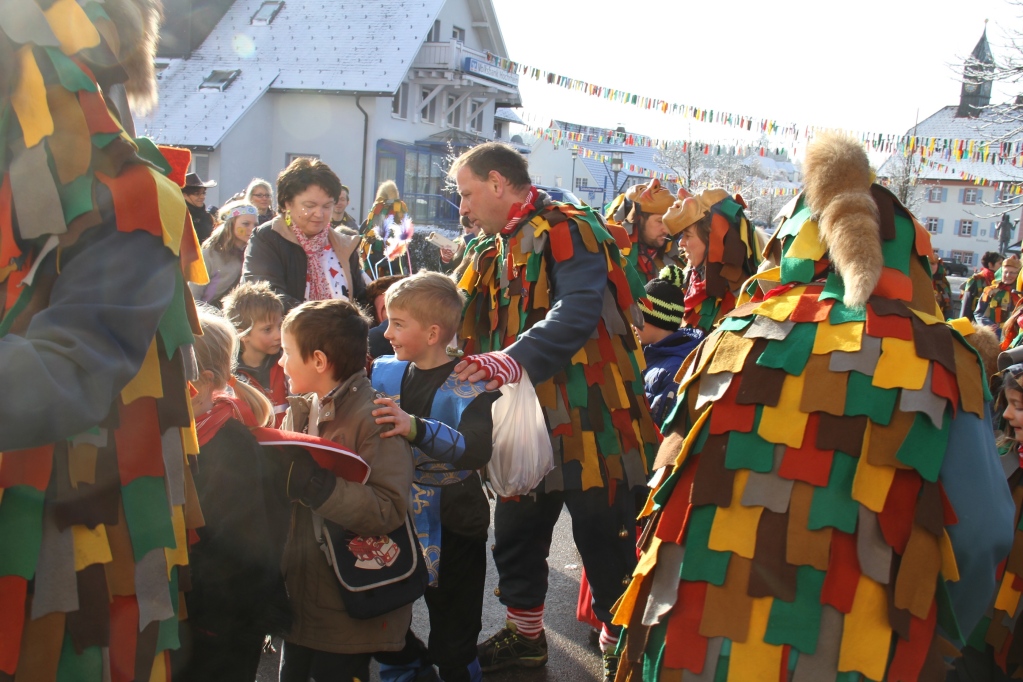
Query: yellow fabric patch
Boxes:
[
  {"xmin": 995, "ymin": 571, "xmax": 1021, "ymax": 615},
  {"xmin": 812, "ymin": 320, "xmax": 864, "ymax": 355},
  {"xmin": 708, "ymin": 333, "xmax": 755, "ymax": 375},
  {"xmin": 708, "ymin": 470, "xmax": 762, "ymax": 559},
  {"xmin": 838, "ymin": 576, "xmax": 892, "ymax": 681},
  {"xmin": 671, "ymin": 406, "xmax": 712, "ymax": 470},
  {"xmin": 72, "ymin": 524, "xmax": 112, "ymax": 571},
  {"xmin": 784, "ymin": 220, "xmax": 827, "ymax": 261},
  {"xmin": 43, "ymin": 0, "xmax": 101, "ymax": 55},
  {"xmin": 872, "ymin": 337, "xmax": 929, "ymax": 391},
  {"xmin": 753, "ymin": 288, "xmax": 803, "ymax": 322},
  {"xmin": 727, "ymin": 596, "xmax": 782, "ymax": 682},
  {"xmin": 608, "ymin": 363, "xmax": 631, "ymax": 410},
  {"xmin": 948, "ymin": 317, "xmax": 976, "ymax": 337},
  {"xmin": 758, "ymin": 372, "xmax": 808, "ymax": 448},
  {"xmin": 68, "ymin": 441, "xmax": 98, "ymax": 488},
  {"xmin": 580, "ymin": 431, "xmax": 602, "ymax": 491},
  {"xmin": 12, "ymin": 46, "xmax": 53, "ymax": 148},
  {"xmin": 164, "ymin": 505, "xmax": 189, "ymax": 577},
  {"xmin": 150, "ymin": 168, "xmax": 190, "ymax": 261},
  {"xmin": 939, "ymin": 530, "xmax": 960, "ymax": 582},
  {"xmin": 121, "ymin": 340, "xmax": 165, "ymax": 404},
  {"xmin": 612, "ymin": 573, "xmax": 647, "ymax": 627},
  {"xmin": 851, "ymin": 453, "xmax": 895, "ymax": 513},
  {"xmin": 149, "ymin": 650, "xmax": 168, "ymax": 682}
]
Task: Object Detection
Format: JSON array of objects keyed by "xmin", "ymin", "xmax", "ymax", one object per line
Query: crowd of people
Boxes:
[{"xmin": 5, "ymin": 4, "xmax": 1023, "ymax": 682}]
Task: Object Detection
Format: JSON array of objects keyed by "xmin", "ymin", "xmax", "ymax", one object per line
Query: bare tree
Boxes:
[
  {"xmin": 654, "ymin": 125, "xmax": 704, "ymax": 189},
  {"xmin": 878, "ymin": 151, "xmax": 923, "ymax": 212}
]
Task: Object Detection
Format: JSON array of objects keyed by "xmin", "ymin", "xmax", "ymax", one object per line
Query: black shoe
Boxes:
[
  {"xmin": 602, "ymin": 650, "xmax": 619, "ymax": 682},
  {"xmin": 477, "ymin": 621, "xmax": 548, "ymax": 672}
]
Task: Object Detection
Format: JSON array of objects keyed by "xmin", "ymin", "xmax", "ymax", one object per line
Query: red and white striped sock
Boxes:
[
  {"xmin": 599, "ymin": 624, "xmax": 619, "ymax": 653},
  {"xmin": 507, "ymin": 606, "xmax": 544, "ymax": 640}
]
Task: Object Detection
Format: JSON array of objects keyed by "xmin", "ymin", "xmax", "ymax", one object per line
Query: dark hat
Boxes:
[
  {"xmin": 642, "ymin": 265, "xmax": 686, "ymax": 331},
  {"xmin": 184, "ymin": 172, "xmax": 217, "ymax": 189}
]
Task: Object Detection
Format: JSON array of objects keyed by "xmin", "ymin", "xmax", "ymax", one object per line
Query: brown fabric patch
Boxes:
[
  {"xmin": 800, "ymin": 355, "xmax": 848, "ymax": 416},
  {"xmin": 736, "ymin": 363, "xmax": 787, "ymax": 408},
  {"xmin": 914, "ymin": 482, "xmax": 945, "ymax": 537},
  {"xmin": 66, "ymin": 563, "xmax": 111, "ymax": 653},
  {"xmin": 910, "ymin": 316, "xmax": 957, "ymax": 374},
  {"xmin": 748, "ymin": 510, "xmax": 798, "ymax": 601},
  {"xmin": 653, "ymin": 429, "xmax": 686, "ymax": 472},
  {"xmin": 871, "ymin": 185, "xmax": 897, "ymax": 241},
  {"xmin": 866, "ymin": 409, "xmax": 915, "ymax": 469},
  {"xmin": 815, "ymin": 413, "xmax": 867, "ymax": 456},
  {"xmin": 690, "ymin": 435, "xmax": 735, "ymax": 508},
  {"xmin": 13, "ymin": 610, "xmax": 64, "ymax": 682},
  {"xmin": 787, "ymin": 482, "xmax": 832, "ymax": 570},
  {"xmin": 699, "ymin": 555, "xmax": 753, "ymax": 642},
  {"xmin": 894, "ymin": 523, "xmax": 942, "ymax": 619}
]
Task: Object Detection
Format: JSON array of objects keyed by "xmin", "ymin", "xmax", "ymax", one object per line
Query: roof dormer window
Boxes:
[
  {"xmin": 199, "ymin": 69, "xmax": 241, "ymax": 91},
  {"xmin": 251, "ymin": 1, "xmax": 284, "ymax": 25}
]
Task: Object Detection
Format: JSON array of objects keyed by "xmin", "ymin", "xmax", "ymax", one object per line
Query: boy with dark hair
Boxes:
[
  {"xmin": 962, "ymin": 250, "xmax": 1004, "ymax": 321},
  {"xmin": 276, "ymin": 299, "xmax": 416, "ymax": 682},
  {"xmin": 370, "ymin": 272, "xmax": 500, "ymax": 682},
  {"xmin": 223, "ymin": 280, "xmax": 289, "ymax": 425}
]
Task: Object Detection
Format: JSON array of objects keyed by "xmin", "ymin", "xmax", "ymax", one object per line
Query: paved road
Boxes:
[{"xmin": 257, "ymin": 499, "xmax": 606, "ymax": 681}]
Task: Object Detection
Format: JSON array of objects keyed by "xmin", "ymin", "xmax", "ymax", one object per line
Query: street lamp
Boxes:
[
  {"xmin": 610, "ymin": 150, "xmax": 624, "ymax": 195},
  {"xmin": 570, "ymin": 148, "xmax": 578, "ymax": 191}
]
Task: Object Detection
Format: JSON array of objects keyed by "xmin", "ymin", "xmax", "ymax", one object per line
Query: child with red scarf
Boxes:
[
  {"xmin": 962, "ymin": 250, "xmax": 1004, "ymax": 321},
  {"xmin": 172, "ymin": 310, "xmax": 292, "ymax": 682}
]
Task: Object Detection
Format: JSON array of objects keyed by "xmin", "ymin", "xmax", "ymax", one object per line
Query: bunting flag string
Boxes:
[{"xmin": 493, "ymin": 53, "xmax": 1023, "ymax": 166}]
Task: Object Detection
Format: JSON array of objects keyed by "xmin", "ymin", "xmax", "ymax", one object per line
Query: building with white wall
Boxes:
[
  {"xmin": 139, "ymin": 0, "xmax": 520, "ymax": 227},
  {"xmin": 878, "ymin": 27, "xmax": 1023, "ymax": 269}
]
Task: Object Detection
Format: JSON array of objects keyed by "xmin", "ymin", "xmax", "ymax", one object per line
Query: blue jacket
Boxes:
[{"xmin": 643, "ymin": 328, "xmax": 704, "ymax": 427}]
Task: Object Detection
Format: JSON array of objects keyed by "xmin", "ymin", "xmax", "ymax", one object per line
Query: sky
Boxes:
[{"xmin": 489, "ymin": 0, "xmax": 1023, "ymax": 153}]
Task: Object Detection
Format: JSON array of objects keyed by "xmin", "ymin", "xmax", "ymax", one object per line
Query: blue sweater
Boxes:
[{"xmin": 643, "ymin": 328, "xmax": 704, "ymax": 427}]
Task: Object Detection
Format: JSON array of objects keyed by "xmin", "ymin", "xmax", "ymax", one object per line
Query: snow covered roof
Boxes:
[
  {"xmin": 877, "ymin": 104, "xmax": 1023, "ymax": 183},
  {"xmin": 495, "ymin": 107, "xmax": 524, "ymax": 124},
  {"xmin": 140, "ymin": 0, "xmax": 445, "ymax": 146}
]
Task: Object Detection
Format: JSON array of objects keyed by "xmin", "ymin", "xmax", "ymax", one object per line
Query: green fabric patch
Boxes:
[
  {"xmin": 122, "ymin": 476, "xmax": 177, "ymax": 563},
  {"xmin": 881, "ymin": 214, "xmax": 915, "ymax": 276},
  {"xmin": 43, "ymin": 48, "xmax": 98, "ymax": 93},
  {"xmin": 778, "ymin": 203, "xmax": 811, "ymax": 240},
  {"xmin": 895, "ymin": 412, "xmax": 950, "ymax": 483},
  {"xmin": 845, "ymin": 371, "xmax": 897, "ymax": 426},
  {"xmin": 757, "ymin": 322, "xmax": 817, "ymax": 375},
  {"xmin": 563, "ymin": 362, "xmax": 588, "ymax": 409},
  {"xmin": 133, "ymin": 137, "xmax": 172, "ymax": 177},
  {"xmin": 58, "ymin": 173, "xmax": 94, "ymax": 223},
  {"xmin": 82, "ymin": 1, "xmax": 111, "ymax": 22},
  {"xmin": 56, "ymin": 633, "xmax": 102, "ymax": 682},
  {"xmin": 714, "ymin": 649, "xmax": 730, "ymax": 682},
  {"xmin": 780, "ymin": 255, "xmax": 816, "ymax": 285},
  {"xmin": 719, "ymin": 315, "xmax": 753, "ymax": 332},
  {"xmin": 808, "ymin": 452, "xmax": 859, "ymax": 533},
  {"xmin": 158, "ymin": 271, "xmax": 196, "ymax": 359},
  {"xmin": 594, "ymin": 400, "xmax": 621, "ymax": 456},
  {"xmin": 829, "ymin": 300, "xmax": 868, "ymax": 324},
  {"xmin": 642, "ymin": 620, "xmax": 668, "ymax": 681},
  {"xmin": 0, "ymin": 284, "xmax": 35, "ymax": 338},
  {"xmin": 819, "ymin": 273, "xmax": 846, "ymax": 302},
  {"xmin": 717, "ymin": 199, "xmax": 742, "ymax": 222},
  {"xmin": 680, "ymin": 505, "xmax": 731, "ymax": 585},
  {"xmin": 764, "ymin": 565, "xmax": 826, "ymax": 654},
  {"xmin": 0, "ymin": 485, "xmax": 45, "ymax": 579},
  {"xmin": 155, "ymin": 567, "xmax": 181, "ymax": 653},
  {"xmin": 725, "ymin": 406, "xmax": 773, "ymax": 472},
  {"xmin": 936, "ymin": 575, "xmax": 963, "ymax": 644},
  {"xmin": 965, "ymin": 615, "xmax": 990, "ymax": 651}
]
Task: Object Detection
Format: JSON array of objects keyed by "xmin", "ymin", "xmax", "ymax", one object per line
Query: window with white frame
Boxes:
[
  {"xmin": 951, "ymin": 249, "xmax": 975, "ymax": 265},
  {"xmin": 452, "ymin": 26, "xmax": 465, "ymax": 42},
  {"xmin": 420, "ymin": 87, "xmax": 437, "ymax": 123},
  {"xmin": 927, "ymin": 186, "xmax": 943, "ymax": 202},
  {"xmin": 468, "ymin": 100, "xmax": 485, "ymax": 132},
  {"xmin": 250, "ymin": 1, "xmax": 283, "ymax": 25},
  {"xmin": 427, "ymin": 20, "xmax": 441, "ymax": 42},
  {"xmin": 925, "ymin": 217, "xmax": 939, "ymax": 233},
  {"xmin": 963, "ymin": 188, "xmax": 979, "ymax": 204},
  {"xmin": 575, "ymin": 177, "xmax": 585, "ymax": 189},
  {"xmin": 199, "ymin": 69, "xmax": 240, "ymax": 91},
  {"xmin": 391, "ymin": 83, "xmax": 408, "ymax": 119},
  {"xmin": 960, "ymin": 219, "xmax": 975, "ymax": 236},
  {"xmin": 189, "ymin": 153, "xmax": 210, "ymax": 181},
  {"xmin": 445, "ymin": 95, "xmax": 461, "ymax": 128}
]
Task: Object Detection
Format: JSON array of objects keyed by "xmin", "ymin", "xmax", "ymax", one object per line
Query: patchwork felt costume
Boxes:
[
  {"xmin": 0, "ymin": 2, "xmax": 208, "ymax": 679},
  {"xmin": 458, "ymin": 188, "xmax": 659, "ymax": 638},
  {"xmin": 605, "ymin": 181, "xmax": 683, "ymax": 284},
  {"xmin": 976, "ymin": 281, "xmax": 1022, "ymax": 337},
  {"xmin": 612, "ymin": 134, "xmax": 1014, "ymax": 682},
  {"xmin": 360, "ymin": 198, "xmax": 410, "ymax": 277},
  {"xmin": 662, "ymin": 189, "xmax": 762, "ymax": 333},
  {"xmin": 962, "ymin": 267, "xmax": 996, "ymax": 322}
]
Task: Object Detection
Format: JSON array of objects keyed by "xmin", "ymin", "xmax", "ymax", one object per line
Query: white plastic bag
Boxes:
[{"xmin": 488, "ymin": 370, "xmax": 554, "ymax": 497}]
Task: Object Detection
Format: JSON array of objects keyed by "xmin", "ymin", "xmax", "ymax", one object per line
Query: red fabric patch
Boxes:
[
  {"xmin": 0, "ymin": 444, "xmax": 53, "ymax": 491},
  {"xmin": 109, "ymin": 595, "xmax": 140, "ymax": 682},
  {"xmin": 879, "ymin": 470, "xmax": 923, "ymax": 555},
  {"xmin": 887, "ymin": 601, "xmax": 937, "ymax": 682},
  {"xmin": 874, "ymin": 267, "xmax": 914, "ymax": 302},
  {"xmin": 778, "ymin": 414, "xmax": 834, "ymax": 486},
  {"xmin": 114, "ymin": 398, "xmax": 165, "ymax": 486},
  {"xmin": 607, "ymin": 223, "xmax": 632, "ymax": 251},
  {"xmin": 157, "ymin": 146, "xmax": 191, "ymax": 187},
  {"xmin": 789, "ymin": 288, "xmax": 832, "ymax": 323},
  {"xmin": 96, "ymin": 165, "xmax": 163, "ymax": 240},
  {"xmin": 710, "ymin": 380, "xmax": 755, "ymax": 435},
  {"xmin": 820, "ymin": 530, "xmax": 861, "ymax": 613},
  {"xmin": 664, "ymin": 579, "xmax": 709, "ymax": 672},
  {"xmin": 611, "ymin": 409, "xmax": 640, "ymax": 453},
  {"xmin": 930, "ymin": 364, "xmax": 959, "ymax": 417},
  {"xmin": 938, "ymin": 484, "xmax": 958, "ymax": 526},
  {"xmin": 77, "ymin": 89, "xmax": 122, "ymax": 135},
  {"xmin": 583, "ymin": 362, "xmax": 604, "ymax": 387},
  {"xmin": 549, "ymin": 223, "xmax": 574, "ymax": 262},
  {"xmin": 655, "ymin": 454, "xmax": 700, "ymax": 545},
  {"xmin": 608, "ymin": 263, "xmax": 635, "ymax": 309},
  {"xmin": 1012, "ymin": 573, "xmax": 1023, "ymax": 593},
  {"xmin": 708, "ymin": 213, "xmax": 729, "ymax": 264},
  {"xmin": 865, "ymin": 305, "xmax": 913, "ymax": 340},
  {"xmin": 0, "ymin": 575, "xmax": 27, "ymax": 674}
]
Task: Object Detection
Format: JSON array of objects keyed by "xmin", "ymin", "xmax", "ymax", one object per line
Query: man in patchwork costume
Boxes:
[
  {"xmin": 612, "ymin": 133, "xmax": 1014, "ymax": 681},
  {"xmin": 0, "ymin": 1, "xmax": 207, "ymax": 679},
  {"xmin": 450, "ymin": 142, "xmax": 659, "ymax": 681},
  {"xmin": 605, "ymin": 179, "xmax": 683, "ymax": 283}
]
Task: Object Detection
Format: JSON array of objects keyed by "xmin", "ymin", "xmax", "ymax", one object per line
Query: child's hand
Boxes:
[{"xmin": 372, "ymin": 397, "xmax": 412, "ymax": 438}]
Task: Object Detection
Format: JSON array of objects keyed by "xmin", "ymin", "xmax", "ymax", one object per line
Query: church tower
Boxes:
[{"xmin": 957, "ymin": 24, "xmax": 995, "ymax": 118}]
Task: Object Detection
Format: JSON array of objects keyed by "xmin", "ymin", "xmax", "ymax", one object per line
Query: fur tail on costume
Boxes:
[{"xmin": 803, "ymin": 132, "xmax": 882, "ymax": 309}]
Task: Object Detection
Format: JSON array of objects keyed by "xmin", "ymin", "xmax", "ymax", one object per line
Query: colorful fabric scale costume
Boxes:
[
  {"xmin": 360, "ymin": 198, "xmax": 410, "ymax": 277},
  {"xmin": 977, "ymin": 282, "xmax": 1021, "ymax": 334},
  {"xmin": 961, "ymin": 267, "xmax": 996, "ymax": 322},
  {"xmin": 458, "ymin": 192, "xmax": 658, "ymax": 490},
  {"xmin": 663, "ymin": 189, "xmax": 762, "ymax": 333},
  {"xmin": 605, "ymin": 182, "xmax": 683, "ymax": 284},
  {"xmin": 613, "ymin": 134, "xmax": 1014, "ymax": 682},
  {"xmin": 0, "ymin": 1, "xmax": 207, "ymax": 679}
]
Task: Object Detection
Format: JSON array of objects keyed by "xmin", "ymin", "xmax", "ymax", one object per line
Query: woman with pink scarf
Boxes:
[{"xmin": 243, "ymin": 158, "xmax": 366, "ymax": 312}]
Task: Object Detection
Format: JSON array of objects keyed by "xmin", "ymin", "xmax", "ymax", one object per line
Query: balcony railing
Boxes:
[{"xmin": 412, "ymin": 42, "xmax": 519, "ymax": 87}]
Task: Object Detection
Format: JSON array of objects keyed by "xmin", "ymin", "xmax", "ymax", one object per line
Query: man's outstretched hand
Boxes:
[{"xmin": 454, "ymin": 351, "xmax": 522, "ymax": 391}]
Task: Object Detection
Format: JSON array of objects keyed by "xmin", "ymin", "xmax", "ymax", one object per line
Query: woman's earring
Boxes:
[{"xmin": 284, "ymin": 210, "xmax": 292, "ymax": 227}]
